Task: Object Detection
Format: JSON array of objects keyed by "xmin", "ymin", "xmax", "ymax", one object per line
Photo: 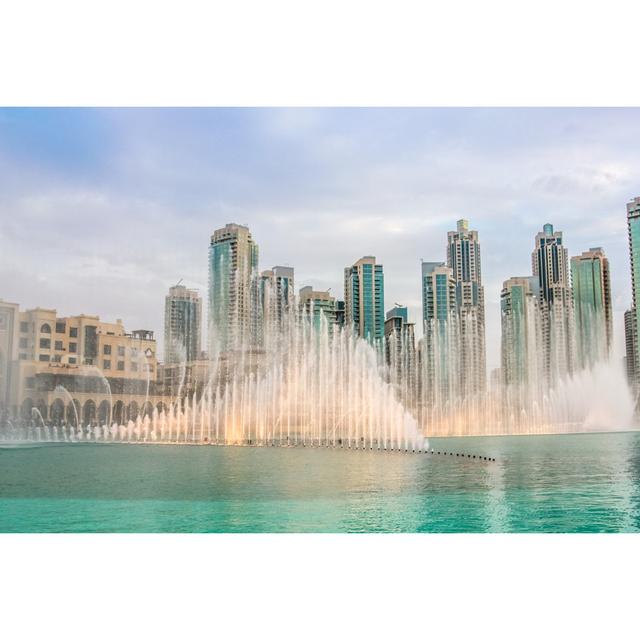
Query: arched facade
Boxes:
[
  {"xmin": 98, "ymin": 400, "xmax": 111, "ymax": 425},
  {"xmin": 83, "ymin": 399, "xmax": 96, "ymax": 425},
  {"xmin": 128, "ymin": 401, "xmax": 139, "ymax": 422},
  {"xmin": 50, "ymin": 398, "xmax": 65, "ymax": 425},
  {"xmin": 21, "ymin": 397, "xmax": 34, "ymax": 420},
  {"xmin": 40, "ymin": 323, "xmax": 51, "ymax": 334},
  {"xmin": 113, "ymin": 400, "xmax": 125, "ymax": 425}
]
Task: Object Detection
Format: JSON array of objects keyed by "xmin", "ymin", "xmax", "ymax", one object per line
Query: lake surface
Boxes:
[{"xmin": 1, "ymin": 432, "xmax": 640, "ymax": 532}]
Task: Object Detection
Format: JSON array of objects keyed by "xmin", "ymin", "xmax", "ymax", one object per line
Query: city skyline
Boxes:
[{"xmin": 1, "ymin": 108, "xmax": 639, "ymax": 371}]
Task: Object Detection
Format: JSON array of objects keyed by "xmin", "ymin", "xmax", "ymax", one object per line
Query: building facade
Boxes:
[
  {"xmin": 164, "ymin": 284, "xmax": 202, "ymax": 365},
  {"xmin": 2, "ymin": 305, "xmax": 163, "ymax": 426},
  {"xmin": 259, "ymin": 265, "xmax": 294, "ymax": 343},
  {"xmin": 500, "ymin": 276, "xmax": 541, "ymax": 387},
  {"xmin": 299, "ymin": 286, "xmax": 337, "ymax": 331},
  {"xmin": 384, "ymin": 306, "xmax": 417, "ymax": 413},
  {"xmin": 570, "ymin": 247, "xmax": 612, "ymax": 369},
  {"xmin": 344, "ymin": 256, "xmax": 385, "ymax": 345},
  {"xmin": 447, "ymin": 219, "xmax": 487, "ymax": 395},
  {"xmin": 420, "ymin": 261, "xmax": 458, "ymax": 406},
  {"xmin": 532, "ymin": 223, "xmax": 574, "ymax": 384},
  {"xmin": 208, "ymin": 223, "xmax": 259, "ymax": 355},
  {"xmin": 626, "ymin": 197, "xmax": 640, "ymax": 384}
]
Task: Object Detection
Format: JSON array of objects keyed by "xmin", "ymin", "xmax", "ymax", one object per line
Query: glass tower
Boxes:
[
  {"xmin": 627, "ymin": 197, "xmax": 640, "ymax": 384},
  {"xmin": 344, "ymin": 256, "xmax": 385, "ymax": 345},
  {"xmin": 570, "ymin": 247, "xmax": 612, "ymax": 370},
  {"xmin": 447, "ymin": 219, "xmax": 486, "ymax": 394},
  {"xmin": 532, "ymin": 223, "xmax": 573, "ymax": 384},
  {"xmin": 164, "ymin": 285, "xmax": 202, "ymax": 364},
  {"xmin": 208, "ymin": 223, "xmax": 259, "ymax": 355}
]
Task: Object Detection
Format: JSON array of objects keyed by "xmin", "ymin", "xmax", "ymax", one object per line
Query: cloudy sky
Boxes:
[{"xmin": 0, "ymin": 107, "xmax": 638, "ymax": 370}]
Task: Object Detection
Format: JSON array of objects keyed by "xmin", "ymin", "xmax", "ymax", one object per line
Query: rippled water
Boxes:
[{"xmin": 1, "ymin": 431, "xmax": 640, "ymax": 532}]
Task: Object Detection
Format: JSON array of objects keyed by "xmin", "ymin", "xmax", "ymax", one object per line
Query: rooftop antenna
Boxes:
[{"xmin": 175, "ymin": 278, "xmax": 184, "ymax": 287}]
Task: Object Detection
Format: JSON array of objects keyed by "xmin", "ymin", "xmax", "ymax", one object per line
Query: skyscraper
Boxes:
[
  {"xmin": 447, "ymin": 219, "xmax": 486, "ymax": 394},
  {"xmin": 500, "ymin": 276, "xmax": 541, "ymax": 387},
  {"xmin": 570, "ymin": 247, "xmax": 612, "ymax": 369},
  {"xmin": 208, "ymin": 223, "xmax": 259, "ymax": 355},
  {"xmin": 164, "ymin": 285, "xmax": 202, "ymax": 364},
  {"xmin": 259, "ymin": 266, "xmax": 294, "ymax": 342},
  {"xmin": 299, "ymin": 286, "xmax": 337, "ymax": 331},
  {"xmin": 420, "ymin": 261, "xmax": 457, "ymax": 405},
  {"xmin": 624, "ymin": 308, "xmax": 637, "ymax": 386},
  {"xmin": 532, "ymin": 223, "xmax": 573, "ymax": 383},
  {"xmin": 384, "ymin": 305, "xmax": 417, "ymax": 412},
  {"xmin": 626, "ymin": 197, "xmax": 640, "ymax": 384},
  {"xmin": 344, "ymin": 256, "xmax": 385, "ymax": 345}
]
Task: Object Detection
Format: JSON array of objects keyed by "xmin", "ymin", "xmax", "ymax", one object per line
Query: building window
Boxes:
[
  {"xmin": 103, "ymin": 360, "xmax": 111, "ymax": 369},
  {"xmin": 103, "ymin": 344, "xmax": 112, "ymax": 355},
  {"xmin": 19, "ymin": 353, "xmax": 27, "ymax": 360},
  {"xmin": 117, "ymin": 361, "xmax": 125, "ymax": 371},
  {"xmin": 69, "ymin": 327, "xmax": 78, "ymax": 338},
  {"xmin": 39, "ymin": 354, "xmax": 50, "ymax": 362},
  {"xmin": 69, "ymin": 342, "xmax": 77, "ymax": 353},
  {"xmin": 117, "ymin": 346, "xmax": 125, "ymax": 357},
  {"xmin": 40, "ymin": 338, "xmax": 51, "ymax": 349},
  {"xmin": 52, "ymin": 354, "xmax": 62, "ymax": 363},
  {"xmin": 19, "ymin": 337, "xmax": 28, "ymax": 348},
  {"xmin": 131, "ymin": 362, "xmax": 138, "ymax": 372},
  {"xmin": 55, "ymin": 340, "xmax": 63, "ymax": 350},
  {"xmin": 40, "ymin": 323, "xmax": 51, "ymax": 334},
  {"xmin": 20, "ymin": 322, "xmax": 29, "ymax": 332},
  {"xmin": 55, "ymin": 322, "xmax": 66, "ymax": 334},
  {"xmin": 69, "ymin": 357, "xmax": 77, "ymax": 364}
]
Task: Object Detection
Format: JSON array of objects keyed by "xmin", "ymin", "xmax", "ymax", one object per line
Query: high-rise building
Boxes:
[
  {"xmin": 500, "ymin": 276, "xmax": 541, "ymax": 387},
  {"xmin": 420, "ymin": 261, "xmax": 457, "ymax": 405},
  {"xmin": 259, "ymin": 266, "xmax": 294, "ymax": 341},
  {"xmin": 164, "ymin": 285, "xmax": 202, "ymax": 364},
  {"xmin": 335, "ymin": 300, "xmax": 345, "ymax": 328},
  {"xmin": 570, "ymin": 247, "xmax": 612, "ymax": 369},
  {"xmin": 208, "ymin": 223, "xmax": 259, "ymax": 354},
  {"xmin": 532, "ymin": 223, "xmax": 574, "ymax": 383},
  {"xmin": 344, "ymin": 256, "xmax": 384, "ymax": 345},
  {"xmin": 624, "ymin": 308, "xmax": 637, "ymax": 386},
  {"xmin": 447, "ymin": 219, "xmax": 486, "ymax": 394},
  {"xmin": 299, "ymin": 286, "xmax": 336, "ymax": 331},
  {"xmin": 626, "ymin": 197, "xmax": 640, "ymax": 383},
  {"xmin": 384, "ymin": 306, "xmax": 417, "ymax": 412}
]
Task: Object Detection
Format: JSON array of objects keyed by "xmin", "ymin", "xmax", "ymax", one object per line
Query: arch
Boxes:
[
  {"xmin": 83, "ymin": 399, "xmax": 96, "ymax": 425},
  {"xmin": 156, "ymin": 401, "xmax": 166, "ymax": 415},
  {"xmin": 97, "ymin": 400, "xmax": 111, "ymax": 425},
  {"xmin": 141, "ymin": 401, "xmax": 154, "ymax": 418},
  {"xmin": 36, "ymin": 399, "xmax": 48, "ymax": 421},
  {"xmin": 50, "ymin": 398, "xmax": 65, "ymax": 425},
  {"xmin": 128, "ymin": 401, "xmax": 139, "ymax": 422},
  {"xmin": 66, "ymin": 399, "xmax": 80, "ymax": 427},
  {"xmin": 113, "ymin": 400, "xmax": 125, "ymax": 426},
  {"xmin": 40, "ymin": 323, "xmax": 51, "ymax": 334},
  {"xmin": 21, "ymin": 397, "xmax": 34, "ymax": 420}
]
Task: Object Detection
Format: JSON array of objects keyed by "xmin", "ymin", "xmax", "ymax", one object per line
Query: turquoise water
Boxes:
[{"xmin": 1, "ymin": 431, "xmax": 640, "ymax": 532}]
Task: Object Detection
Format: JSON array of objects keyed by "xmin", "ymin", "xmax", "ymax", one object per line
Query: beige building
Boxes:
[{"xmin": 2, "ymin": 303, "xmax": 166, "ymax": 426}]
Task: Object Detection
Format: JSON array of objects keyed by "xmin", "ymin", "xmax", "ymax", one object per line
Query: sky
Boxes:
[{"xmin": 0, "ymin": 107, "xmax": 638, "ymax": 370}]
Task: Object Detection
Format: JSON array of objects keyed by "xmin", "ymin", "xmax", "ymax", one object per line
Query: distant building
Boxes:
[
  {"xmin": 164, "ymin": 285, "xmax": 202, "ymax": 364},
  {"xmin": 259, "ymin": 266, "xmax": 294, "ymax": 341},
  {"xmin": 0, "ymin": 299, "xmax": 19, "ymax": 420},
  {"xmin": 500, "ymin": 276, "xmax": 541, "ymax": 387},
  {"xmin": 624, "ymin": 308, "xmax": 637, "ymax": 386},
  {"xmin": 626, "ymin": 197, "xmax": 640, "ymax": 383},
  {"xmin": 570, "ymin": 248, "xmax": 612, "ymax": 369},
  {"xmin": 420, "ymin": 261, "xmax": 457, "ymax": 405},
  {"xmin": 384, "ymin": 306, "xmax": 417, "ymax": 411},
  {"xmin": 447, "ymin": 219, "xmax": 486, "ymax": 394},
  {"xmin": 1, "ymin": 304, "xmax": 162, "ymax": 426},
  {"xmin": 344, "ymin": 256, "xmax": 385, "ymax": 345},
  {"xmin": 299, "ymin": 286, "xmax": 336, "ymax": 331},
  {"xmin": 335, "ymin": 300, "xmax": 345, "ymax": 327},
  {"xmin": 532, "ymin": 223, "xmax": 574, "ymax": 383},
  {"xmin": 208, "ymin": 223, "xmax": 259, "ymax": 355}
]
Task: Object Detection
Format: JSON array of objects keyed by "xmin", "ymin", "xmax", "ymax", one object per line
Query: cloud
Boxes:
[{"xmin": 1, "ymin": 107, "xmax": 639, "ymax": 370}]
